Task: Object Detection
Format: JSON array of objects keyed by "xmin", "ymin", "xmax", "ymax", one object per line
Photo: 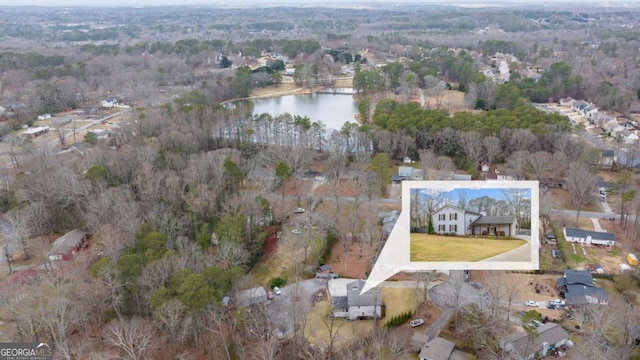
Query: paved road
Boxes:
[{"xmin": 551, "ymin": 209, "xmax": 622, "ymax": 220}]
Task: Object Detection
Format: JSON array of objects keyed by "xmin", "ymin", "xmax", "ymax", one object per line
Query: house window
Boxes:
[
  {"xmin": 449, "ymin": 225, "xmax": 457, "ymax": 232},
  {"xmin": 439, "ymin": 214, "xmax": 445, "ymax": 221},
  {"xmin": 449, "ymin": 213, "xmax": 457, "ymax": 221},
  {"xmin": 438, "ymin": 225, "xmax": 446, "ymax": 232}
]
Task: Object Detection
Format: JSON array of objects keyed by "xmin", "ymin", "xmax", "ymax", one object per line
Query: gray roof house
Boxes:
[
  {"xmin": 557, "ymin": 269, "xmax": 608, "ymax": 306},
  {"xmin": 49, "ymin": 229, "xmax": 88, "ymax": 261},
  {"xmin": 500, "ymin": 323, "xmax": 568, "ymax": 360},
  {"xmin": 563, "ymin": 227, "xmax": 615, "ymax": 246},
  {"xmin": 329, "ymin": 279, "xmax": 383, "ymax": 320},
  {"xmin": 419, "ymin": 337, "xmax": 455, "ymax": 360}
]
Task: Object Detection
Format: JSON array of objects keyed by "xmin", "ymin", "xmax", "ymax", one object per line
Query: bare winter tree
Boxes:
[
  {"xmin": 456, "ymin": 130, "xmax": 483, "ymax": 167},
  {"xmin": 103, "ymin": 317, "xmax": 156, "ymax": 360},
  {"xmin": 153, "ymin": 299, "xmax": 188, "ymax": 358},
  {"xmin": 527, "ymin": 151, "xmax": 552, "ymax": 180},
  {"xmin": 566, "ymin": 162, "xmax": 598, "ymax": 222},
  {"xmin": 505, "ymin": 150, "xmax": 530, "ymax": 180},
  {"xmin": 1, "ymin": 208, "xmax": 32, "ymax": 261},
  {"xmin": 483, "ymin": 136, "xmax": 502, "ymax": 164}
]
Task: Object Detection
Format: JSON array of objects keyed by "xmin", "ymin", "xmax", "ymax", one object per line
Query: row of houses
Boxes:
[{"xmin": 563, "ymin": 97, "xmax": 639, "ymax": 143}]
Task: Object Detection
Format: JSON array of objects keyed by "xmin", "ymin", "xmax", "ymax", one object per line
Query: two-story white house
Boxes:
[
  {"xmin": 431, "ymin": 205, "xmax": 482, "ymax": 236},
  {"xmin": 329, "ymin": 279, "xmax": 383, "ymax": 320}
]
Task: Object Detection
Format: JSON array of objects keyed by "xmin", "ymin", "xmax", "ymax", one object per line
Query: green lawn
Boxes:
[{"xmin": 410, "ymin": 233, "xmax": 527, "ymax": 262}]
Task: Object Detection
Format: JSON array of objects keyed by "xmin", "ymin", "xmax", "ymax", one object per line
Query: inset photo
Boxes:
[{"xmin": 405, "ymin": 181, "xmax": 539, "ymax": 270}]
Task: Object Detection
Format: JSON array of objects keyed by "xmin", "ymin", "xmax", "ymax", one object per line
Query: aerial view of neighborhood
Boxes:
[
  {"xmin": 0, "ymin": 0, "xmax": 640, "ymax": 359},
  {"xmin": 409, "ymin": 184, "xmax": 536, "ymax": 264}
]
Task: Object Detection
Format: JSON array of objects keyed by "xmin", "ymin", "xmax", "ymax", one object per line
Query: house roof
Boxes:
[
  {"xmin": 347, "ymin": 280, "xmax": 382, "ymax": 307},
  {"xmin": 433, "ymin": 204, "xmax": 482, "ymax": 217},
  {"xmin": 564, "ymin": 284, "xmax": 608, "ymax": 305},
  {"xmin": 563, "ymin": 269, "xmax": 595, "ymax": 286},
  {"xmin": 601, "ymin": 149, "xmax": 615, "ymax": 157},
  {"xmin": 418, "ymin": 337, "xmax": 455, "ymax": 360},
  {"xmin": 564, "ymin": 227, "xmax": 615, "ymax": 242},
  {"xmin": 410, "ymin": 333, "xmax": 429, "ymax": 349},
  {"xmin": 49, "ymin": 229, "xmax": 86, "ymax": 256},
  {"xmin": 502, "ymin": 323, "xmax": 568, "ymax": 359},
  {"xmin": 471, "ymin": 215, "xmax": 516, "ymax": 225},
  {"xmin": 331, "ymin": 296, "xmax": 348, "ymax": 310}
]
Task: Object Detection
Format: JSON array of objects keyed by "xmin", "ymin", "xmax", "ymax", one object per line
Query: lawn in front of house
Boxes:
[{"xmin": 410, "ymin": 233, "xmax": 527, "ymax": 262}]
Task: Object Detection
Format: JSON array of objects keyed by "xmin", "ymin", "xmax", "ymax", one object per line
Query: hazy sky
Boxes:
[{"xmin": 0, "ymin": 0, "xmax": 630, "ymax": 7}]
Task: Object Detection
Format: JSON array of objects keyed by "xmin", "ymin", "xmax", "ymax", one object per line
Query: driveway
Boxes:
[
  {"xmin": 429, "ymin": 270, "xmax": 486, "ymax": 310},
  {"xmin": 264, "ymin": 278, "xmax": 328, "ymax": 339}
]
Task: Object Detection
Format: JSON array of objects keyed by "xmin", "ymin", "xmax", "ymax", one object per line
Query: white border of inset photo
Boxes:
[
  {"xmin": 403, "ymin": 180, "xmax": 539, "ymax": 270},
  {"xmin": 361, "ymin": 180, "xmax": 539, "ymax": 294}
]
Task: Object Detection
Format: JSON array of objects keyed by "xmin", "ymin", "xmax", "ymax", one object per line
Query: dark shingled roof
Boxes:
[
  {"xmin": 563, "ymin": 269, "xmax": 595, "ymax": 286},
  {"xmin": 564, "ymin": 227, "xmax": 615, "ymax": 242},
  {"xmin": 564, "ymin": 284, "xmax": 608, "ymax": 305},
  {"xmin": 471, "ymin": 215, "xmax": 516, "ymax": 225},
  {"xmin": 502, "ymin": 323, "xmax": 568, "ymax": 359},
  {"xmin": 331, "ymin": 296, "xmax": 348, "ymax": 311}
]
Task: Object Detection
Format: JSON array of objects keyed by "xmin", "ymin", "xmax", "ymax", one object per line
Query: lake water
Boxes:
[{"xmin": 250, "ymin": 92, "xmax": 359, "ymax": 132}]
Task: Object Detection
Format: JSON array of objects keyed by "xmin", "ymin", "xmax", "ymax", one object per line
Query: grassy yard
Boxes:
[
  {"xmin": 410, "ymin": 234, "xmax": 527, "ymax": 262},
  {"xmin": 304, "ymin": 286, "xmax": 417, "ymax": 350}
]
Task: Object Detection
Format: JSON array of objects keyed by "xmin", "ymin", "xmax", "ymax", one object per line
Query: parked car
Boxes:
[
  {"xmin": 291, "ymin": 228, "xmax": 302, "ymax": 234},
  {"xmin": 546, "ymin": 303, "xmax": 557, "ymax": 309},
  {"xmin": 409, "ymin": 319, "xmax": 425, "ymax": 328},
  {"xmin": 273, "ymin": 286, "xmax": 282, "ymax": 295},
  {"xmin": 525, "ymin": 300, "xmax": 539, "ymax": 307},
  {"xmin": 293, "ymin": 207, "xmax": 306, "ymax": 213},
  {"xmin": 266, "ymin": 290, "xmax": 275, "ymax": 300}
]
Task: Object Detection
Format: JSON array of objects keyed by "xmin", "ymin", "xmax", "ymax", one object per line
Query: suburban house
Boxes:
[
  {"xmin": 236, "ymin": 286, "xmax": 268, "ymax": 307},
  {"xmin": 500, "ymin": 323, "xmax": 568, "ymax": 360},
  {"xmin": 431, "ymin": 205, "xmax": 518, "ymax": 236},
  {"xmin": 410, "ymin": 335, "xmax": 472, "ymax": 360},
  {"xmin": 470, "ymin": 215, "xmax": 518, "ymax": 237},
  {"xmin": 21, "ymin": 126, "xmax": 50, "ymax": 138},
  {"xmin": 392, "ymin": 166, "xmax": 424, "ymax": 183},
  {"xmin": 329, "ymin": 279, "xmax": 383, "ymax": 320},
  {"xmin": 101, "ymin": 97, "xmax": 119, "ymax": 108},
  {"xmin": 419, "ymin": 337, "xmax": 455, "ymax": 360},
  {"xmin": 600, "ymin": 149, "xmax": 615, "ymax": 166},
  {"xmin": 48, "ymin": 229, "xmax": 88, "ymax": 261},
  {"xmin": 431, "ymin": 204, "xmax": 482, "ymax": 236},
  {"xmin": 563, "ymin": 227, "xmax": 615, "ymax": 247},
  {"xmin": 557, "ymin": 269, "xmax": 608, "ymax": 306}
]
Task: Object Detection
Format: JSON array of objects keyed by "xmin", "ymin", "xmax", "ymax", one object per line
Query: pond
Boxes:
[{"xmin": 249, "ymin": 91, "xmax": 359, "ymax": 132}]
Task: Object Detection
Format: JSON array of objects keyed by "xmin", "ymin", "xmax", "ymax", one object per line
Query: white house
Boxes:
[
  {"xmin": 563, "ymin": 227, "xmax": 615, "ymax": 246},
  {"xmin": 431, "ymin": 205, "xmax": 482, "ymax": 236},
  {"xmin": 500, "ymin": 323, "xmax": 568, "ymax": 360},
  {"xmin": 37, "ymin": 113, "xmax": 52, "ymax": 120},
  {"xmin": 329, "ymin": 279, "xmax": 383, "ymax": 320},
  {"xmin": 101, "ymin": 97, "xmax": 119, "ymax": 108}
]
